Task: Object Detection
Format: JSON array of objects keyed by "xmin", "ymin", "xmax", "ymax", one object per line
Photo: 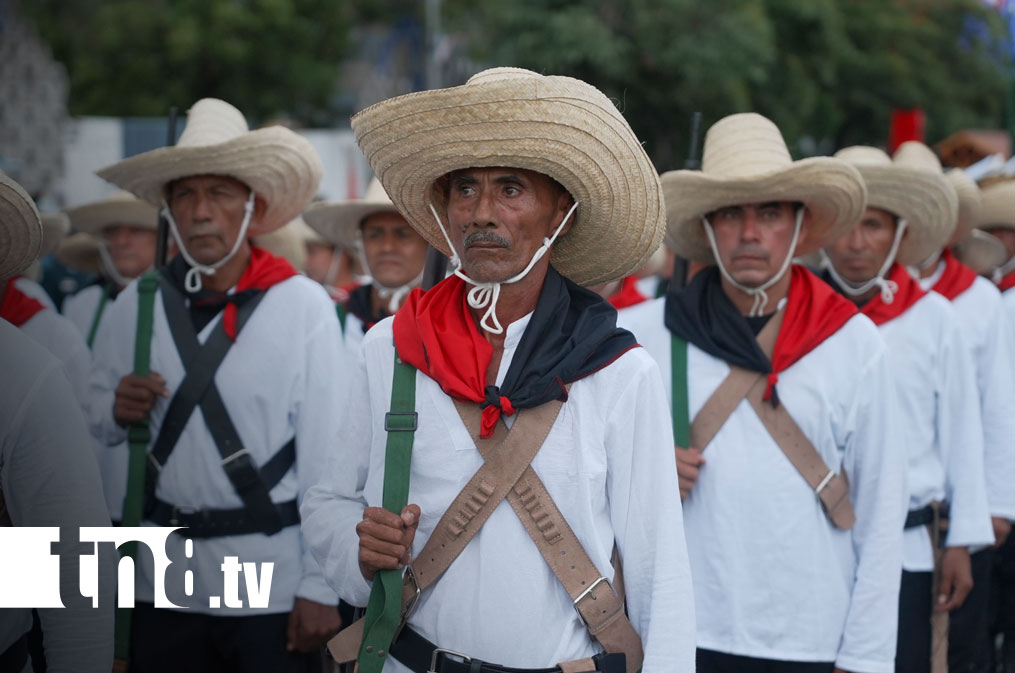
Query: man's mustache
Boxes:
[
  {"xmin": 730, "ymin": 244, "xmax": 770, "ymax": 261},
  {"xmin": 464, "ymin": 231, "xmax": 510, "ymax": 248}
]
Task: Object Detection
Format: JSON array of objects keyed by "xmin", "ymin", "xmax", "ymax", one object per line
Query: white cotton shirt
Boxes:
[
  {"xmin": 923, "ymin": 272, "xmax": 1015, "ymax": 520},
  {"xmin": 88, "ymin": 273, "xmax": 350, "ymax": 614},
  {"xmin": 620, "ymin": 297, "xmax": 907, "ymax": 673},
  {"xmin": 301, "ymin": 313, "xmax": 697, "ymax": 671},
  {"xmin": 19, "ymin": 308, "xmax": 93, "ymax": 410},
  {"xmin": 873, "ymin": 292, "xmax": 993, "ymax": 571},
  {"xmin": 342, "ymin": 312, "xmax": 365, "ymax": 352},
  {"xmin": 0, "ymin": 320, "xmax": 115, "ymax": 673},
  {"xmin": 62, "ymin": 284, "xmax": 107, "ymax": 342}
]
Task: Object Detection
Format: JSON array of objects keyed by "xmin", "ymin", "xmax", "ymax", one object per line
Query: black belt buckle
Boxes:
[{"xmin": 429, "ymin": 648, "xmax": 471, "ymax": 673}]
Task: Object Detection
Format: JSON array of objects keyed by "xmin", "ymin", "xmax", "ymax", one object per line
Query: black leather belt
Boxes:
[
  {"xmin": 390, "ymin": 626, "xmax": 625, "ymax": 673},
  {"xmin": 905, "ymin": 503, "xmax": 949, "ymax": 530},
  {"xmin": 147, "ymin": 497, "xmax": 299, "ymax": 538}
]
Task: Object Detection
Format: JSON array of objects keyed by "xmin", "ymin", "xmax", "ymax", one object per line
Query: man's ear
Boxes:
[
  {"xmin": 555, "ymin": 191, "xmax": 577, "ymax": 236},
  {"xmin": 252, "ymin": 194, "xmax": 269, "ymax": 227},
  {"xmin": 796, "ymin": 206, "xmax": 814, "ymax": 249}
]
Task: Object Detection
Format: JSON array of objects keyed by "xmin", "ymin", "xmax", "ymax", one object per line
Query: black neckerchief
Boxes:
[
  {"xmin": 346, "ymin": 283, "xmax": 387, "ymax": 333},
  {"xmin": 161, "ymin": 255, "xmax": 260, "ymax": 333},
  {"xmin": 492, "ymin": 266, "xmax": 638, "ymax": 409},
  {"xmin": 664, "ymin": 265, "xmax": 772, "ymax": 373}
]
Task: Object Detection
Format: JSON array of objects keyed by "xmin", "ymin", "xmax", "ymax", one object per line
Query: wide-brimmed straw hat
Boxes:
[
  {"xmin": 55, "ymin": 232, "xmax": 103, "ymax": 275},
  {"xmin": 0, "ymin": 171, "xmax": 43, "ymax": 279},
  {"xmin": 350, "ymin": 67, "xmax": 665, "ymax": 286},
  {"xmin": 945, "ymin": 169, "xmax": 983, "ymax": 244},
  {"xmin": 40, "ymin": 212, "xmax": 71, "ymax": 258},
  {"xmin": 65, "ymin": 190, "xmax": 158, "ymax": 237},
  {"xmin": 304, "ymin": 178, "xmax": 398, "ymax": 250},
  {"xmin": 96, "ymin": 98, "xmax": 323, "ymax": 236},
  {"xmin": 954, "ymin": 230, "xmax": 1007, "ymax": 274},
  {"xmin": 975, "ymin": 180, "xmax": 1015, "ymax": 232},
  {"xmin": 253, "ymin": 216, "xmax": 309, "ymax": 270},
  {"xmin": 661, "ymin": 113, "xmax": 867, "ymax": 263},
  {"xmin": 834, "ymin": 142, "xmax": 957, "ymax": 266}
]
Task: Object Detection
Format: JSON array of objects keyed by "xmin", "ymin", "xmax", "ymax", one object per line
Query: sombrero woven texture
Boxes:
[
  {"xmin": 661, "ymin": 113, "xmax": 867, "ymax": 263},
  {"xmin": 66, "ymin": 190, "xmax": 158, "ymax": 237},
  {"xmin": 835, "ymin": 142, "xmax": 957, "ymax": 266},
  {"xmin": 945, "ymin": 169, "xmax": 982, "ymax": 244},
  {"xmin": 304, "ymin": 178, "xmax": 398, "ymax": 250},
  {"xmin": 976, "ymin": 180, "xmax": 1015, "ymax": 232},
  {"xmin": 350, "ymin": 67, "xmax": 665, "ymax": 286},
  {"xmin": 0, "ymin": 171, "xmax": 43, "ymax": 279},
  {"xmin": 97, "ymin": 98, "xmax": 322, "ymax": 236}
]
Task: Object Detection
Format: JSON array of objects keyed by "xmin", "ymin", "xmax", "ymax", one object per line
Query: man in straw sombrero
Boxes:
[
  {"xmin": 818, "ymin": 142, "xmax": 994, "ymax": 671},
  {"xmin": 87, "ymin": 98, "xmax": 348, "ymax": 672},
  {"xmin": 620, "ymin": 112, "xmax": 907, "ymax": 672},
  {"xmin": 305, "ymin": 177, "xmax": 429, "ymax": 349},
  {"xmin": 302, "ymin": 67, "xmax": 695, "ymax": 673},
  {"xmin": 0, "ymin": 170, "xmax": 116, "ymax": 673},
  {"xmin": 62, "ymin": 190, "xmax": 158, "ymax": 346},
  {"xmin": 911, "ymin": 171, "xmax": 1015, "ymax": 672},
  {"xmin": 975, "ymin": 179, "xmax": 1015, "ymax": 292}
]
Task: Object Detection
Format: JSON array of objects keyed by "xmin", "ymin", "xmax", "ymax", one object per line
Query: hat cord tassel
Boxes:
[{"xmin": 427, "ymin": 201, "xmax": 578, "ymax": 334}]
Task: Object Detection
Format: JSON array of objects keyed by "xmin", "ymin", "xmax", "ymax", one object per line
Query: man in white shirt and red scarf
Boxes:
[
  {"xmin": 911, "ymin": 170, "xmax": 1015, "ymax": 673},
  {"xmin": 621, "ymin": 113, "xmax": 907, "ymax": 673},
  {"xmin": 818, "ymin": 142, "xmax": 993, "ymax": 672},
  {"xmin": 88, "ymin": 98, "xmax": 348, "ymax": 672},
  {"xmin": 302, "ymin": 68, "xmax": 695, "ymax": 673}
]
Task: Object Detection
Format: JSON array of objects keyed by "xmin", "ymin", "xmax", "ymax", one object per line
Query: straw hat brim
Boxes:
[
  {"xmin": 304, "ymin": 199, "xmax": 398, "ymax": 250},
  {"xmin": 351, "ymin": 75, "xmax": 665, "ymax": 286},
  {"xmin": 96, "ymin": 127, "xmax": 322, "ymax": 237},
  {"xmin": 853, "ymin": 164, "xmax": 957, "ymax": 266},
  {"xmin": 976, "ymin": 181, "xmax": 1015, "ymax": 232},
  {"xmin": 661, "ymin": 158, "xmax": 867, "ymax": 263},
  {"xmin": 66, "ymin": 198, "xmax": 158, "ymax": 236},
  {"xmin": 0, "ymin": 174, "xmax": 42, "ymax": 279},
  {"xmin": 55, "ymin": 233, "xmax": 103, "ymax": 275},
  {"xmin": 953, "ymin": 230, "xmax": 1008, "ymax": 274}
]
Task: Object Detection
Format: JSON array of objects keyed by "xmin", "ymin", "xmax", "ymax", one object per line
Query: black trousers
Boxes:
[
  {"xmin": 697, "ymin": 649, "xmax": 834, "ymax": 673},
  {"xmin": 896, "ymin": 570, "xmax": 932, "ymax": 673},
  {"xmin": 948, "ymin": 548, "xmax": 994, "ymax": 673},
  {"xmin": 129, "ymin": 602, "xmax": 321, "ymax": 673},
  {"xmin": 992, "ymin": 533, "xmax": 1015, "ymax": 672}
]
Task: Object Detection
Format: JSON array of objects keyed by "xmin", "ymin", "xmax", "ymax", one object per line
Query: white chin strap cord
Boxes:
[
  {"xmin": 820, "ymin": 218, "xmax": 908, "ymax": 305},
  {"xmin": 993, "ymin": 254, "xmax": 1015, "ymax": 284},
  {"xmin": 161, "ymin": 191, "xmax": 256, "ymax": 293},
  {"xmin": 703, "ymin": 206, "xmax": 804, "ymax": 317},
  {"xmin": 96, "ymin": 242, "xmax": 134, "ymax": 288},
  {"xmin": 375, "ymin": 271, "xmax": 424, "ymax": 314},
  {"xmin": 428, "ymin": 200, "xmax": 579, "ymax": 334}
]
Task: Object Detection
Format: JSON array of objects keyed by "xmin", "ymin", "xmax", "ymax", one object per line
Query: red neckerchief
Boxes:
[
  {"xmin": 608, "ymin": 275, "xmax": 648, "ymax": 310},
  {"xmin": 765, "ymin": 265, "xmax": 858, "ymax": 402},
  {"xmin": 998, "ymin": 271, "xmax": 1015, "ymax": 293},
  {"xmin": 932, "ymin": 249, "xmax": 977, "ymax": 301},
  {"xmin": 0, "ymin": 277, "xmax": 46, "ymax": 327},
  {"xmin": 195, "ymin": 246, "xmax": 297, "ymax": 340},
  {"xmin": 858, "ymin": 263, "xmax": 927, "ymax": 326},
  {"xmin": 393, "ymin": 276, "xmax": 504, "ymax": 437}
]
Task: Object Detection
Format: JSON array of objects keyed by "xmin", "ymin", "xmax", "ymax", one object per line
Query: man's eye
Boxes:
[{"xmin": 504, "ymin": 186, "xmax": 520, "ymax": 196}]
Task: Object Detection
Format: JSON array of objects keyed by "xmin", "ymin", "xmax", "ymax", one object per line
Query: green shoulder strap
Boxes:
[
  {"xmin": 358, "ymin": 351, "xmax": 417, "ymax": 672},
  {"xmin": 670, "ymin": 334, "xmax": 691, "ymax": 448},
  {"xmin": 114, "ymin": 270, "xmax": 159, "ymax": 662},
  {"xmin": 335, "ymin": 302, "xmax": 348, "ymax": 335},
  {"xmin": 85, "ymin": 283, "xmax": 114, "ymax": 349}
]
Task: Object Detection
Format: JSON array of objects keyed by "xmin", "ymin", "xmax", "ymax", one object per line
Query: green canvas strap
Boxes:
[
  {"xmin": 85, "ymin": 283, "xmax": 113, "ymax": 349},
  {"xmin": 114, "ymin": 270, "xmax": 159, "ymax": 662},
  {"xmin": 357, "ymin": 351, "xmax": 417, "ymax": 672},
  {"xmin": 670, "ymin": 334, "xmax": 690, "ymax": 448},
  {"xmin": 335, "ymin": 302, "xmax": 348, "ymax": 335}
]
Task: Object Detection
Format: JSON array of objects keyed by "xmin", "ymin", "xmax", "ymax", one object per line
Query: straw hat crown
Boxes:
[
  {"xmin": 833, "ymin": 141, "xmax": 957, "ymax": 266},
  {"xmin": 304, "ymin": 177, "xmax": 399, "ymax": 250},
  {"xmin": 0, "ymin": 171, "xmax": 43, "ymax": 280},
  {"xmin": 97, "ymin": 98, "xmax": 323, "ymax": 237},
  {"xmin": 661, "ymin": 112, "xmax": 867, "ymax": 263},
  {"xmin": 66, "ymin": 189, "xmax": 159, "ymax": 237},
  {"xmin": 976, "ymin": 180, "xmax": 1015, "ymax": 232},
  {"xmin": 350, "ymin": 67, "xmax": 665, "ymax": 286},
  {"xmin": 945, "ymin": 169, "xmax": 982, "ymax": 243}
]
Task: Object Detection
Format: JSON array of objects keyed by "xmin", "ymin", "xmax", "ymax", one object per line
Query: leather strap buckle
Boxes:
[
  {"xmin": 573, "ymin": 576, "xmax": 622, "ymax": 631},
  {"xmin": 429, "ymin": 647, "xmax": 471, "ymax": 673},
  {"xmin": 394, "ymin": 565, "xmax": 422, "ymax": 641}
]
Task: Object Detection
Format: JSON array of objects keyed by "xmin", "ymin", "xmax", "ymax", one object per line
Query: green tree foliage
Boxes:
[
  {"xmin": 20, "ymin": 0, "xmax": 350, "ymax": 126},
  {"xmin": 444, "ymin": 0, "xmax": 1011, "ymax": 169}
]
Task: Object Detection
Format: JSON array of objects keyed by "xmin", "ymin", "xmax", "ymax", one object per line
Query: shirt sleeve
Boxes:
[
  {"xmin": 603, "ymin": 349, "xmax": 696, "ymax": 670},
  {"xmin": 4, "ymin": 360, "xmax": 116, "ymax": 673},
  {"xmin": 299, "ymin": 329, "xmax": 381, "ymax": 607},
  {"xmin": 976, "ymin": 299, "xmax": 1015, "ymax": 520},
  {"xmin": 86, "ymin": 280, "xmax": 139, "ymax": 448},
  {"xmin": 835, "ymin": 341, "xmax": 908, "ymax": 673}
]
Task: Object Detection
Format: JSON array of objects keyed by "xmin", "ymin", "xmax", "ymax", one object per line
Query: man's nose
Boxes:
[
  {"xmin": 191, "ymin": 191, "xmax": 213, "ymax": 220},
  {"xmin": 471, "ymin": 189, "xmax": 497, "ymax": 227},
  {"xmin": 846, "ymin": 227, "xmax": 867, "ymax": 252},
  {"xmin": 739, "ymin": 211, "xmax": 762, "ymax": 241}
]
